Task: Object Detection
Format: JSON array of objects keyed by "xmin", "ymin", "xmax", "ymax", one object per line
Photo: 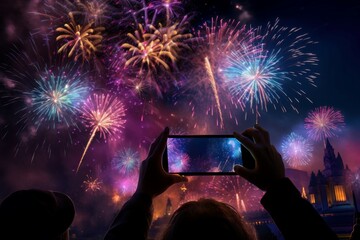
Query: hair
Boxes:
[{"xmin": 159, "ymin": 198, "xmax": 257, "ymax": 240}]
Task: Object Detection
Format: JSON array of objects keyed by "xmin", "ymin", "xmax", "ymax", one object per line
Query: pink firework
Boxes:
[
  {"xmin": 77, "ymin": 93, "xmax": 127, "ymax": 172},
  {"xmin": 304, "ymin": 106, "xmax": 345, "ymax": 142},
  {"xmin": 281, "ymin": 132, "xmax": 313, "ymax": 168}
]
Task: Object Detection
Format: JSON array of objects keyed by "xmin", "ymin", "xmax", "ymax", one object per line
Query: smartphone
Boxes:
[{"xmin": 163, "ymin": 135, "xmax": 252, "ymax": 175}]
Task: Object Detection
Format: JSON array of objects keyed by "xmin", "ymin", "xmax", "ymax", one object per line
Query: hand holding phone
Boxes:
[{"xmin": 163, "ymin": 135, "xmax": 253, "ymax": 175}]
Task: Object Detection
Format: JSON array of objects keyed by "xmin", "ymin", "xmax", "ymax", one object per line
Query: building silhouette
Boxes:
[{"xmin": 307, "ymin": 139, "xmax": 355, "ymax": 238}]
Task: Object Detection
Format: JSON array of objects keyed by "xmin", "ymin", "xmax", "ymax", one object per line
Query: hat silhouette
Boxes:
[{"xmin": 0, "ymin": 189, "xmax": 75, "ymax": 240}]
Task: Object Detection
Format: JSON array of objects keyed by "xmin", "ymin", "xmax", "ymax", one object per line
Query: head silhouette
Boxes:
[
  {"xmin": 160, "ymin": 198, "xmax": 256, "ymax": 240},
  {"xmin": 0, "ymin": 189, "xmax": 75, "ymax": 240}
]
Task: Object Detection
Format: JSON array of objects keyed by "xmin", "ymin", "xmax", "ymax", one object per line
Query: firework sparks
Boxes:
[
  {"xmin": 150, "ymin": 20, "xmax": 192, "ymax": 63},
  {"xmin": 112, "ymin": 148, "xmax": 140, "ymax": 175},
  {"xmin": 204, "ymin": 56, "xmax": 224, "ymax": 128},
  {"xmin": 83, "ymin": 175, "xmax": 102, "ymax": 192},
  {"xmin": 28, "ymin": 68, "xmax": 90, "ymax": 128},
  {"xmin": 122, "ymin": 21, "xmax": 191, "ymax": 94},
  {"xmin": 167, "ymin": 138, "xmax": 190, "ymax": 172},
  {"xmin": 183, "ymin": 17, "xmax": 255, "ymax": 127},
  {"xmin": 223, "ymin": 18, "xmax": 318, "ymax": 122},
  {"xmin": 304, "ymin": 106, "xmax": 345, "ymax": 142},
  {"xmin": 77, "ymin": 93, "xmax": 127, "ymax": 172},
  {"xmin": 223, "ymin": 48, "xmax": 286, "ymax": 123},
  {"xmin": 56, "ymin": 12, "xmax": 105, "ymax": 61},
  {"xmin": 149, "ymin": 0, "xmax": 183, "ymax": 24},
  {"xmin": 76, "ymin": 0, "xmax": 110, "ymax": 24},
  {"xmin": 122, "ymin": 24, "xmax": 169, "ymax": 71},
  {"xmin": 281, "ymin": 132, "xmax": 313, "ymax": 168}
]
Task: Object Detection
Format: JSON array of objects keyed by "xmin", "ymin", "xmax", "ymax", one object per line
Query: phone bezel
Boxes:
[{"xmin": 163, "ymin": 134, "xmax": 242, "ymax": 176}]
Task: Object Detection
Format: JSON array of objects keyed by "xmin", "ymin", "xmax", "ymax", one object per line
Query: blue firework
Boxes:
[
  {"xmin": 112, "ymin": 148, "xmax": 140, "ymax": 175},
  {"xmin": 28, "ymin": 68, "xmax": 91, "ymax": 128}
]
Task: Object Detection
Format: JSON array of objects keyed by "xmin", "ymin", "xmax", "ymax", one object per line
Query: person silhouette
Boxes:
[
  {"xmin": 0, "ymin": 189, "xmax": 75, "ymax": 240},
  {"xmin": 104, "ymin": 125, "xmax": 338, "ymax": 240}
]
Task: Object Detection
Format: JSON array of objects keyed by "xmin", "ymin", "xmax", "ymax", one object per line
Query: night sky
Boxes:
[{"xmin": 1, "ymin": 0, "xmax": 360, "ymax": 239}]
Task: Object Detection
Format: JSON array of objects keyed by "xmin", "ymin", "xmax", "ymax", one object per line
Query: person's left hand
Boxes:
[{"xmin": 135, "ymin": 127, "xmax": 188, "ymax": 198}]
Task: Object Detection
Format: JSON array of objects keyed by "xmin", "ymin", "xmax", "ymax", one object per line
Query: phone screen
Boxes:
[{"xmin": 164, "ymin": 135, "xmax": 243, "ymax": 175}]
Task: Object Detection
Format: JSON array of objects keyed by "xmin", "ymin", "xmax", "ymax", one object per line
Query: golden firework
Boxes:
[
  {"xmin": 122, "ymin": 24, "xmax": 172, "ymax": 71},
  {"xmin": 150, "ymin": 22, "xmax": 192, "ymax": 62},
  {"xmin": 56, "ymin": 12, "xmax": 105, "ymax": 61}
]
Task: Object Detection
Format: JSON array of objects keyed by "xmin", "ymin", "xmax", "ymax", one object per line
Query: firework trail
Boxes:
[
  {"xmin": 281, "ymin": 132, "xmax": 313, "ymax": 168},
  {"xmin": 56, "ymin": 12, "xmax": 105, "ymax": 62},
  {"xmin": 77, "ymin": 93, "xmax": 127, "ymax": 172},
  {"xmin": 223, "ymin": 18, "xmax": 318, "ymax": 123},
  {"xmin": 205, "ymin": 56, "xmax": 224, "ymax": 128},
  {"xmin": 112, "ymin": 148, "xmax": 140, "ymax": 175},
  {"xmin": 304, "ymin": 106, "xmax": 345, "ymax": 143},
  {"xmin": 185, "ymin": 17, "xmax": 256, "ymax": 127}
]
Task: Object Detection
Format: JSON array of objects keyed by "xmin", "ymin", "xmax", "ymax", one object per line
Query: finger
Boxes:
[
  {"xmin": 241, "ymin": 127, "xmax": 264, "ymax": 144},
  {"xmin": 234, "ymin": 132, "xmax": 255, "ymax": 152},
  {"xmin": 153, "ymin": 127, "xmax": 169, "ymax": 158},
  {"xmin": 169, "ymin": 174, "xmax": 188, "ymax": 184},
  {"xmin": 254, "ymin": 124, "xmax": 270, "ymax": 144},
  {"xmin": 234, "ymin": 165, "xmax": 254, "ymax": 182},
  {"xmin": 148, "ymin": 128, "xmax": 166, "ymax": 154}
]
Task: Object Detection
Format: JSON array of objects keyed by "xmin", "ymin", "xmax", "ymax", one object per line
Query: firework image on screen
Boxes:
[{"xmin": 166, "ymin": 136, "xmax": 242, "ymax": 174}]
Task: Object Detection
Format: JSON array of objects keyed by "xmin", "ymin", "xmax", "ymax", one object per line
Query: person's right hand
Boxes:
[{"xmin": 233, "ymin": 124, "xmax": 285, "ymax": 191}]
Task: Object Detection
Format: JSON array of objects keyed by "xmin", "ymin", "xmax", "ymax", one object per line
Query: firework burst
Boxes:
[
  {"xmin": 281, "ymin": 132, "xmax": 313, "ymax": 168},
  {"xmin": 121, "ymin": 21, "xmax": 191, "ymax": 94},
  {"xmin": 304, "ymin": 106, "xmax": 345, "ymax": 142},
  {"xmin": 0, "ymin": 36, "xmax": 95, "ymax": 161},
  {"xmin": 167, "ymin": 138, "xmax": 190, "ymax": 172},
  {"xmin": 56, "ymin": 12, "xmax": 105, "ymax": 62},
  {"xmin": 223, "ymin": 18, "xmax": 318, "ymax": 122},
  {"xmin": 77, "ymin": 93, "xmax": 127, "ymax": 172},
  {"xmin": 28, "ymin": 68, "xmax": 91, "ymax": 128},
  {"xmin": 182, "ymin": 17, "xmax": 256, "ymax": 127},
  {"xmin": 122, "ymin": 24, "xmax": 169, "ymax": 70},
  {"xmin": 112, "ymin": 148, "xmax": 140, "ymax": 175},
  {"xmin": 149, "ymin": 0, "xmax": 183, "ymax": 24},
  {"xmin": 76, "ymin": 0, "xmax": 111, "ymax": 25},
  {"xmin": 149, "ymin": 20, "xmax": 192, "ymax": 65},
  {"xmin": 83, "ymin": 175, "xmax": 102, "ymax": 192}
]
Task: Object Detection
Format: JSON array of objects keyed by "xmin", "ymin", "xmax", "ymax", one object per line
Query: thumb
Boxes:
[
  {"xmin": 234, "ymin": 165, "xmax": 253, "ymax": 182},
  {"xmin": 170, "ymin": 174, "xmax": 188, "ymax": 184}
]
